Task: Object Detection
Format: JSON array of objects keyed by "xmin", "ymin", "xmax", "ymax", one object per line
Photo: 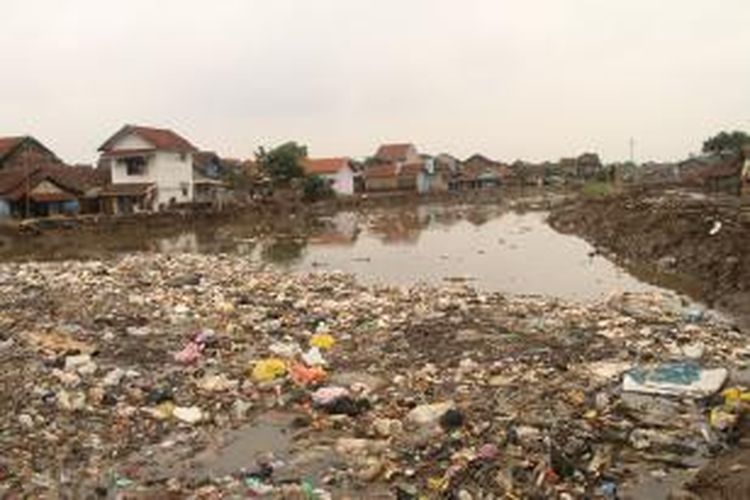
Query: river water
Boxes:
[{"xmin": 1, "ymin": 203, "xmax": 663, "ymax": 301}]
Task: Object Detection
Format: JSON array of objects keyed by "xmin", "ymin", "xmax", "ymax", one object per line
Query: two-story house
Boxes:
[
  {"xmin": 365, "ymin": 143, "xmax": 425, "ymax": 193},
  {"xmin": 98, "ymin": 125, "xmax": 198, "ymax": 214}
]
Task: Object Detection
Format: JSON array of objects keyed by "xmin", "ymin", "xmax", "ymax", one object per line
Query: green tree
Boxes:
[
  {"xmin": 302, "ymin": 175, "xmax": 335, "ymax": 202},
  {"xmin": 702, "ymin": 130, "xmax": 750, "ymax": 154},
  {"xmin": 256, "ymin": 142, "xmax": 307, "ymax": 185}
]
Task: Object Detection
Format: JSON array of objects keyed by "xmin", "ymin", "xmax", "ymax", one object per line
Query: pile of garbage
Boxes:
[{"xmin": 0, "ymin": 254, "xmax": 749, "ymax": 498}]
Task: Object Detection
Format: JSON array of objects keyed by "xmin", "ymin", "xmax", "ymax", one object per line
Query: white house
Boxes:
[
  {"xmin": 302, "ymin": 157, "xmax": 356, "ymax": 195},
  {"xmin": 98, "ymin": 125, "xmax": 198, "ymax": 214}
]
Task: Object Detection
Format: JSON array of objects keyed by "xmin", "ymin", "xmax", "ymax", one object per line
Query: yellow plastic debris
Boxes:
[
  {"xmin": 251, "ymin": 358, "xmax": 287, "ymax": 382},
  {"xmin": 427, "ymin": 476, "xmax": 447, "ymax": 491},
  {"xmin": 310, "ymin": 333, "xmax": 336, "ymax": 350},
  {"xmin": 584, "ymin": 410, "xmax": 598, "ymax": 420},
  {"xmin": 154, "ymin": 401, "xmax": 176, "ymax": 420},
  {"xmin": 722, "ymin": 387, "xmax": 750, "ymax": 407}
]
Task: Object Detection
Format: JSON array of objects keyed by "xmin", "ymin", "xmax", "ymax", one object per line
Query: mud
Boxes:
[{"xmin": 550, "ymin": 188, "xmax": 750, "ymax": 328}]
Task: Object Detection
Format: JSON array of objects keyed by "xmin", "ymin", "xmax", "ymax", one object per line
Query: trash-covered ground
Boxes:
[{"xmin": 1, "ymin": 253, "xmax": 749, "ymax": 498}]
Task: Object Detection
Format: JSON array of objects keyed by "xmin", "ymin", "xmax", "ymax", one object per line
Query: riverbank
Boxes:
[
  {"xmin": 0, "ymin": 253, "xmax": 748, "ymax": 498},
  {"xmin": 549, "ymin": 188, "xmax": 750, "ymax": 329}
]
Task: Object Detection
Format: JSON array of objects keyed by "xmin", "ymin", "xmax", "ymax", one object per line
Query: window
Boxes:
[
  {"xmin": 123, "ymin": 157, "xmax": 146, "ymax": 176},
  {"xmin": 180, "ymin": 183, "xmax": 189, "ymax": 197}
]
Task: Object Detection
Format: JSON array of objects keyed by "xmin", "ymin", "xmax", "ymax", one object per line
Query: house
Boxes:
[
  {"xmin": 374, "ymin": 143, "xmax": 420, "ymax": 165},
  {"xmin": 364, "ymin": 143, "xmax": 426, "ymax": 193},
  {"xmin": 422, "ymin": 155, "xmax": 452, "ymax": 193},
  {"xmin": 0, "ymin": 136, "xmax": 61, "ymax": 171},
  {"xmin": 679, "ymin": 151, "xmax": 743, "ymax": 194},
  {"xmin": 559, "ymin": 153, "xmax": 604, "ymax": 180},
  {"xmin": 0, "ymin": 165, "xmax": 95, "ymax": 218},
  {"xmin": 193, "ymin": 151, "xmax": 233, "ymax": 206},
  {"xmin": 398, "ymin": 162, "xmax": 428, "ymax": 192},
  {"xmin": 453, "ymin": 154, "xmax": 505, "ymax": 190},
  {"xmin": 677, "ymin": 151, "xmax": 744, "ymax": 195},
  {"xmin": 0, "ymin": 136, "xmax": 108, "ymax": 219},
  {"xmin": 434, "ymin": 153, "xmax": 461, "ymax": 173},
  {"xmin": 301, "ymin": 157, "xmax": 356, "ymax": 196},
  {"xmin": 635, "ymin": 162, "xmax": 679, "ymax": 185},
  {"xmin": 98, "ymin": 124, "xmax": 199, "ymax": 214},
  {"xmin": 363, "ymin": 163, "xmax": 400, "ymax": 192}
]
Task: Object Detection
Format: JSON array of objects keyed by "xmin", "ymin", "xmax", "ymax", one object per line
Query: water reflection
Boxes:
[
  {"xmin": 261, "ymin": 238, "xmax": 307, "ymax": 266},
  {"xmin": 0, "ymin": 204, "xmax": 663, "ymax": 301}
]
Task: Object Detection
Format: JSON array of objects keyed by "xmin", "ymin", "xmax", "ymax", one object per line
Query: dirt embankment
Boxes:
[{"xmin": 550, "ymin": 189, "xmax": 750, "ymax": 326}]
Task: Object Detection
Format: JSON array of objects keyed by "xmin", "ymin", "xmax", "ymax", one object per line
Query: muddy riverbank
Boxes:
[
  {"xmin": 549, "ymin": 188, "xmax": 750, "ymax": 329},
  {"xmin": 0, "ymin": 253, "xmax": 748, "ymax": 498}
]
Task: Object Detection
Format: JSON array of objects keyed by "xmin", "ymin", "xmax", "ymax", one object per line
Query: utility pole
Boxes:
[
  {"xmin": 629, "ymin": 137, "xmax": 636, "ymax": 165},
  {"xmin": 24, "ymin": 137, "xmax": 31, "ymax": 219}
]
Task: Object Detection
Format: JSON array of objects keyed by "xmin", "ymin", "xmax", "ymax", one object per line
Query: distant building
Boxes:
[
  {"xmin": 193, "ymin": 151, "xmax": 233, "ymax": 206},
  {"xmin": 363, "ymin": 163, "xmax": 401, "ymax": 192},
  {"xmin": 678, "ymin": 151, "xmax": 743, "ymax": 194},
  {"xmin": 373, "ymin": 143, "xmax": 420, "ymax": 166},
  {"xmin": 636, "ymin": 162, "xmax": 679, "ymax": 185},
  {"xmin": 559, "ymin": 153, "xmax": 603, "ymax": 180},
  {"xmin": 0, "ymin": 136, "xmax": 107, "ymax": 219},
  {"xmin": 302, "ymin": 157, "xmax": 356, "ymax": 195},
  {"xmin": 98, "ymin": 124, "xmax": 199, "ymax": 214},
  {"xmin": 364, "ymin": 143, "xmax": 426, "ymax": 193},
  {"xmin": 0, "ymin": 164, "xmax": 106, "ymax": 218},
  {"xmin": 453, "ymin": 154, "xmax": 506, "ymax": 190},
  {"xmin": 0, "ymin": 136, "xmax": 61, "ymax": 172}
]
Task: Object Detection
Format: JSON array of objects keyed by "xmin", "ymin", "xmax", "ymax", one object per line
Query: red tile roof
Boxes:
[
  {"xmin": 302, "ymin": 157, "xmax": 350, "ymax": 175},
  {"xmin": 375, "ymin": 143, "xmax": 415, "ymax": 163},
  {"xmin": 99, "ymin": 125, "xmax": 198, "ymax": 153},
  {"xmin": 0, "ymin": 165, "xmax": 90, "ymax": 202},
  {"xmin": 364, "ymin": 163, "xmax": 399, "ymax": 179},
  {"xmin": 0, "ymin": 137, "xmax": 25, "ymax": 160}
]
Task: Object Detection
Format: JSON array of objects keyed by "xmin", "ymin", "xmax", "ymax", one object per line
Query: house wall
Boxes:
[
  {"xmin": 365, "ymin": 177, "xmax": 399, "ymax": 192},
  {"xmin": 416, "ymin": 171, "xmax": 430, "ymax": 194},
  {"xmin": 428, "ymin": 171, "xmax": 451, "ymax": 192},
  {"xmin": 324, "ymin": 167, "xmax": 355, "ymax": 196},
  {"xmin": 397, "ymin": 175, "xmax": 418, "ymax": 191},
  {"xmin": 113, "ymin": 134, "xmax": 153, "ymax": 150},
  {"xmin": 0, "ymin": 199, "xmax": 10, "ymax": 218},
  {"xmin": 403, "ymin": 146, "xmax": 420, "ymax": 164},
  {"xmin": 107, "ymin": 133, "xmax": 194, "ymax": 208}
]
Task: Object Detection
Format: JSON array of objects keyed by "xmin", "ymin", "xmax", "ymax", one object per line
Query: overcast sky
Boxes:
[{"xmin": 2, "ymin": 0, "xmax": 749, "ymax": 164}]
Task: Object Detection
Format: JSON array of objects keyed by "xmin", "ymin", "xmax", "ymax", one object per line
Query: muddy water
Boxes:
[{"xmin": 0, "ymin": 204, "xmax": 664, "ymax": 301}]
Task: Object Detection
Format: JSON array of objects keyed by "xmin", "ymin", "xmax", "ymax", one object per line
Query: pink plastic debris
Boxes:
[{"xmin": 174, "ymin": 342, "xmax": 203, "ymax": 364}]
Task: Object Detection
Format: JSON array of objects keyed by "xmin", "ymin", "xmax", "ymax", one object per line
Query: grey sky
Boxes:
[{"xmin": 2, "ymin": 0, "xmax": 749, "ymax": 164}]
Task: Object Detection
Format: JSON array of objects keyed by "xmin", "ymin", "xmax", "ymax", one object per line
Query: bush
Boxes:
[
  {"xmin": 582, "ymin": 181, "xmax": 614, "ymax": 198},
  {"xmin": 256, "ymin": 142, "xmax": 307, "ymax": 186},
  {"xmin": 302, "ymin": 175, "xmax": 335, "ymax": 202}
]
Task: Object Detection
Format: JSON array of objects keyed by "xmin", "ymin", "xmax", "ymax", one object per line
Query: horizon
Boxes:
[{"xmin": 2, "ymin": 0, "xmax": 749, "ymax": 165}]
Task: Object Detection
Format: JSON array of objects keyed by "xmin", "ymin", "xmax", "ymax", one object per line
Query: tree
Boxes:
[
  {"xmin": 702, "ymin": 130, "xmax": 750, "ymax": 154},
  {"xmin": 255, "ymin": 142, "xmax": 307, "ymax": 185},
  {"xmin": 302, "ymin": 175, "xmax": 335, "ymax": 202}
]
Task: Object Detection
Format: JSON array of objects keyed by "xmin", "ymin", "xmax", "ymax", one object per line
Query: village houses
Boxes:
[{"xmin": 301, "ymin": 157, "xmax": 356, "ymax": 196}]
